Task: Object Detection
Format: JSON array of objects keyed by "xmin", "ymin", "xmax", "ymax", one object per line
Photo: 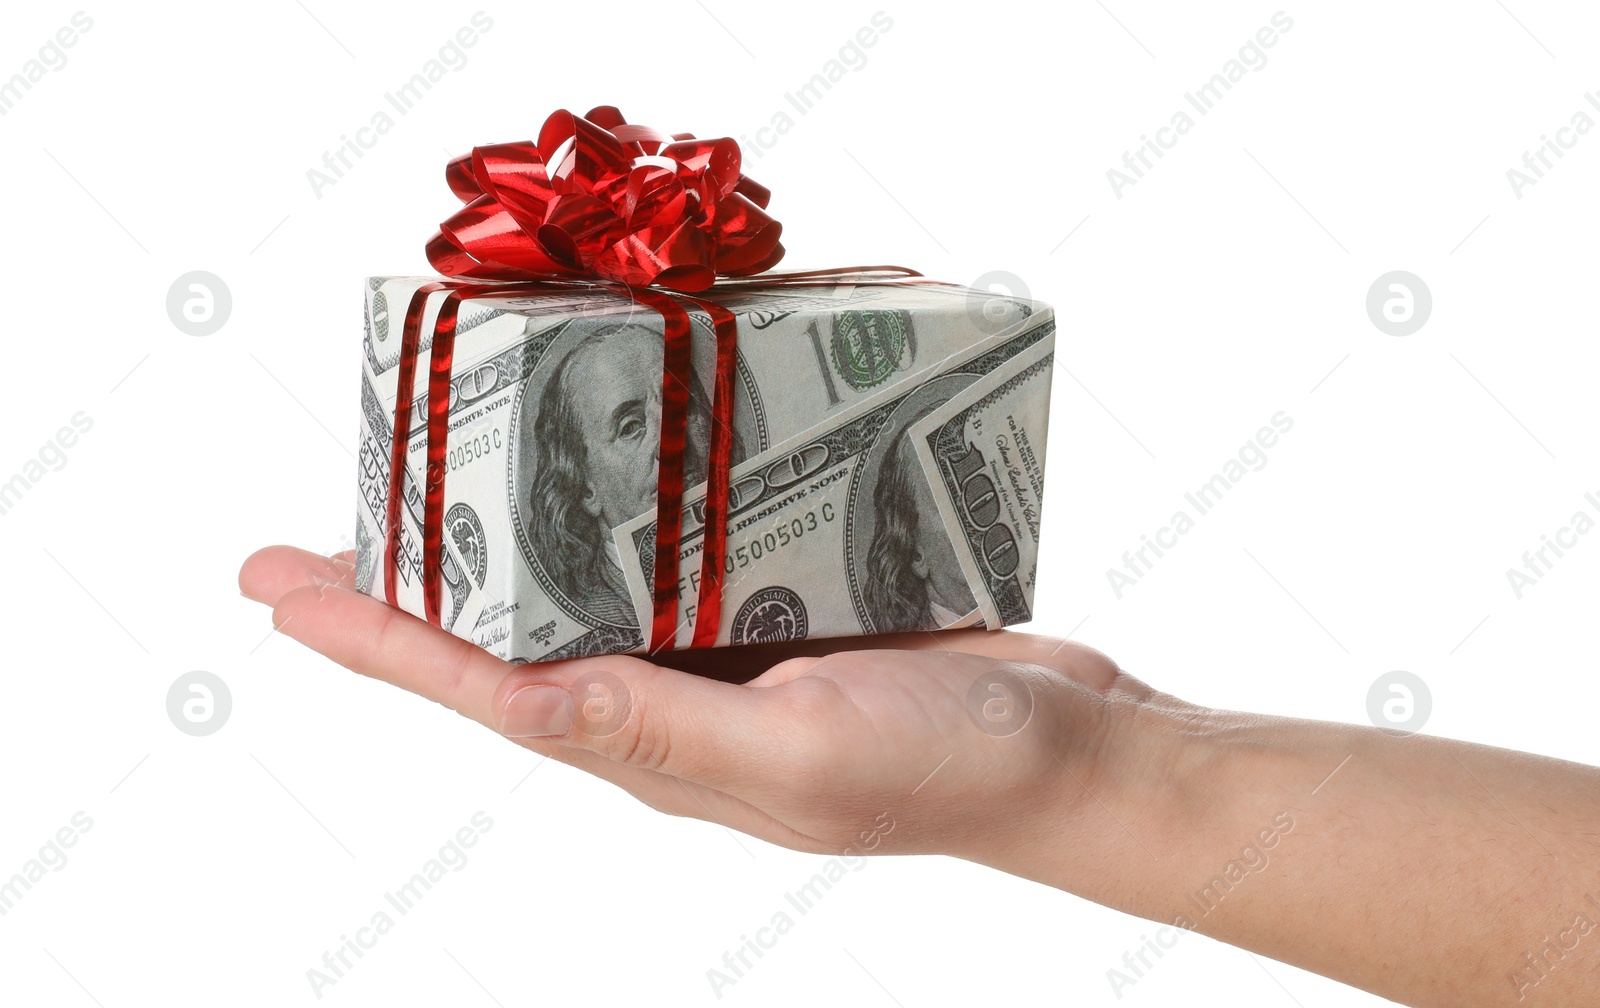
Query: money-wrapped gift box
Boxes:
[{"xmin": 354, "ymin": 277, "xmax": 1055, "ymax": 662}]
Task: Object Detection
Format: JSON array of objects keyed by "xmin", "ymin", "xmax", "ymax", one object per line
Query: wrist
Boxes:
[
  {"xmin": 980, "ymin": 659, "xmax": 1307, "ymax": 917},
  {"xmin": 1058, "ymin": 688, "xmax": 1238, "ymax": 914},
  {"xmin": 957, "ymin": 658, "xmax": 1225, "ymax": 904},
  {"xmin": 1069, "ymin": 696, "xmax": 1373, "ymax": 929}
]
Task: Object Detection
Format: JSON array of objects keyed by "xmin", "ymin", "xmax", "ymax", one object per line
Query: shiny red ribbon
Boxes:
[
  {"xmin": 384, "ymin": 107, "xmax": 919, "ymax": 652},
  {"xmin": 426, "ymin": 106, "xmax": 784, "ymax": 292}
]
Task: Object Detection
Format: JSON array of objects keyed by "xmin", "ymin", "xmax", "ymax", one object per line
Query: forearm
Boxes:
[{"xmin": 1015, "ymin": 698, "xmax": 1600, "ymax": 1006}]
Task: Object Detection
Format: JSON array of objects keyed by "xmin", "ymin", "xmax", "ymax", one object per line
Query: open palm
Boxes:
[{"xmin": 240, "ymin": 545, "xmax": 1152, "ymax": 868}]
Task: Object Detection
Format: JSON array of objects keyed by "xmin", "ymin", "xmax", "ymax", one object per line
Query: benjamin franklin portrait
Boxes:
[
  {"xmin": 518, "ymin": 319, "xmax": 748, "ymax": 629},
  {"xmin": 861, "ymin": 411, "xmax": 981, "ymax": 633}
]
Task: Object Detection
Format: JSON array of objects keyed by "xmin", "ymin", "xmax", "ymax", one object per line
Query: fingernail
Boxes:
[{"xmin": 501, "ymin": 685, "xmax": 573, "ymax": 738}]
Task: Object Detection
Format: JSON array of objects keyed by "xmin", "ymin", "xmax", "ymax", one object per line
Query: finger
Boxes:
[
  {"xmin": 260, "ymin": 579, "xmax": 789, "ymax": 828},
  {"xmin": 270, "ymin": 581, "xmax": 521, "ymax": 717},
  {"xmin": 240, "ymin": 545, "xmax": 356, "ymax": 605},
  {"xmin": 270, "ymin": 583, "xmax": 790, "ymax": 792},
  {"xmin": 262, "ymin": 579, "xmax": 835, "ymax": 846},
  {"xmin": 491, "ymin": 651, "xmax": 803, "ymax": 794}
]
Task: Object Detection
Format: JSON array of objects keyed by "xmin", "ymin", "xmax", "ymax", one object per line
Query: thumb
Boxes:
[{"xmin": 495, "ymin": 656, "xmax": 793, "ymax": 791}]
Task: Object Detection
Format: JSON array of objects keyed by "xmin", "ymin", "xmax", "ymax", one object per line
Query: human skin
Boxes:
[{"xmin": 241, "ymin": 545, "xmax": 1600, "ymax": 1007}]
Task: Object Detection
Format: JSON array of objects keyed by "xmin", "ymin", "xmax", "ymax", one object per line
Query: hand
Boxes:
[
  {"xmin": 238, "ymin": 545, "xmax": 1173, "ymax": 875},
  {"xmin": 242, "ymin": 545, "xmax": 1600, "ymax": 1007}
]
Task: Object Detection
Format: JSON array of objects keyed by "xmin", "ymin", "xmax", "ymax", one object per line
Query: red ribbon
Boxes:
[
  {"xmin": 384, "ymin": 107, "xmax": 920, "ymax": 652},
  {"xmin": 426, "ymin": 106, "xmax": 784, "ymax": 292}
]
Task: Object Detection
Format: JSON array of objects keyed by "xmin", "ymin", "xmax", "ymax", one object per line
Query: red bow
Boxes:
[{"xmin": 425, "ymin": 106, "xmax": 785, "ymax": 291}]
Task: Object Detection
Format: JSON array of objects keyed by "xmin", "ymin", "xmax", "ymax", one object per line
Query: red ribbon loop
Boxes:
[{"xmin": 427, "ymin": 107, "xmax": 785, "ymax": 292}]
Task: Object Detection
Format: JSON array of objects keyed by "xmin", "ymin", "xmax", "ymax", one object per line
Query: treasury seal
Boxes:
[
  {"xmin": 731, "ymin": 587, "xmax": 810, "ymax": 645},
  {"xmin": 830, "ymin": 310, "xmax": 909, "ymax": 391},
  {"xmin": 445, "ymin": 502, "xmax": 488, "ymax": 588}
]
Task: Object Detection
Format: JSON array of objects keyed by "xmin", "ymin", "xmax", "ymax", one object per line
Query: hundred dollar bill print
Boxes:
[
  {"xmin": 615, "ymin": 311, "xmax": 1053, "ymax": 650},
  {"xmin": 850, "ymin": 371, "xmax": 987, "ymax": 634},
  {"xmin": 904, "ymin": 337, "xmax": 1053, "ymax": 630},
  {"xmin": 356, "ymin": 276, "xmax": 1054, "ymax": 661},
  {"xmin": 505, "ymin": 310, "xmax": 764, "ymax": 648}
]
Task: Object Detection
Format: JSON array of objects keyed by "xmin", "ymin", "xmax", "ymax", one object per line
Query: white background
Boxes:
[{"xmin": 2, "ymin": 1, "xmax": 1596, "ymax": 1004}]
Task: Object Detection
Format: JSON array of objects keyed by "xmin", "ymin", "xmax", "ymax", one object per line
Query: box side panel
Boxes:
[
  {"xmin": 609, "ymin": 301, "xmax": 1058, "ymax": 650},
  {"xmin": 358, "ymin": 277, "xmax": 1056, "ymax": 660}
]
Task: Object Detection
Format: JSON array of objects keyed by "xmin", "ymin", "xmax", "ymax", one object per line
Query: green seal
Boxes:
[{"xmin": 830, "ymin": 310, "xmax": 908, "ymax": 391}]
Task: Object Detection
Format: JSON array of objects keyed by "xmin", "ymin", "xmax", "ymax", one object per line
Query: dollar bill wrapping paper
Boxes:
[{"xmin": 355, "ymin": 276, "xmax": 1055, "ymax": 662}]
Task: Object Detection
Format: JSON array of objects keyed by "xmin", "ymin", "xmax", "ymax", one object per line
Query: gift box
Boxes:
[{"xmin": 352, "ymin": 109, "xmax": 1056, "ymax": 661}]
